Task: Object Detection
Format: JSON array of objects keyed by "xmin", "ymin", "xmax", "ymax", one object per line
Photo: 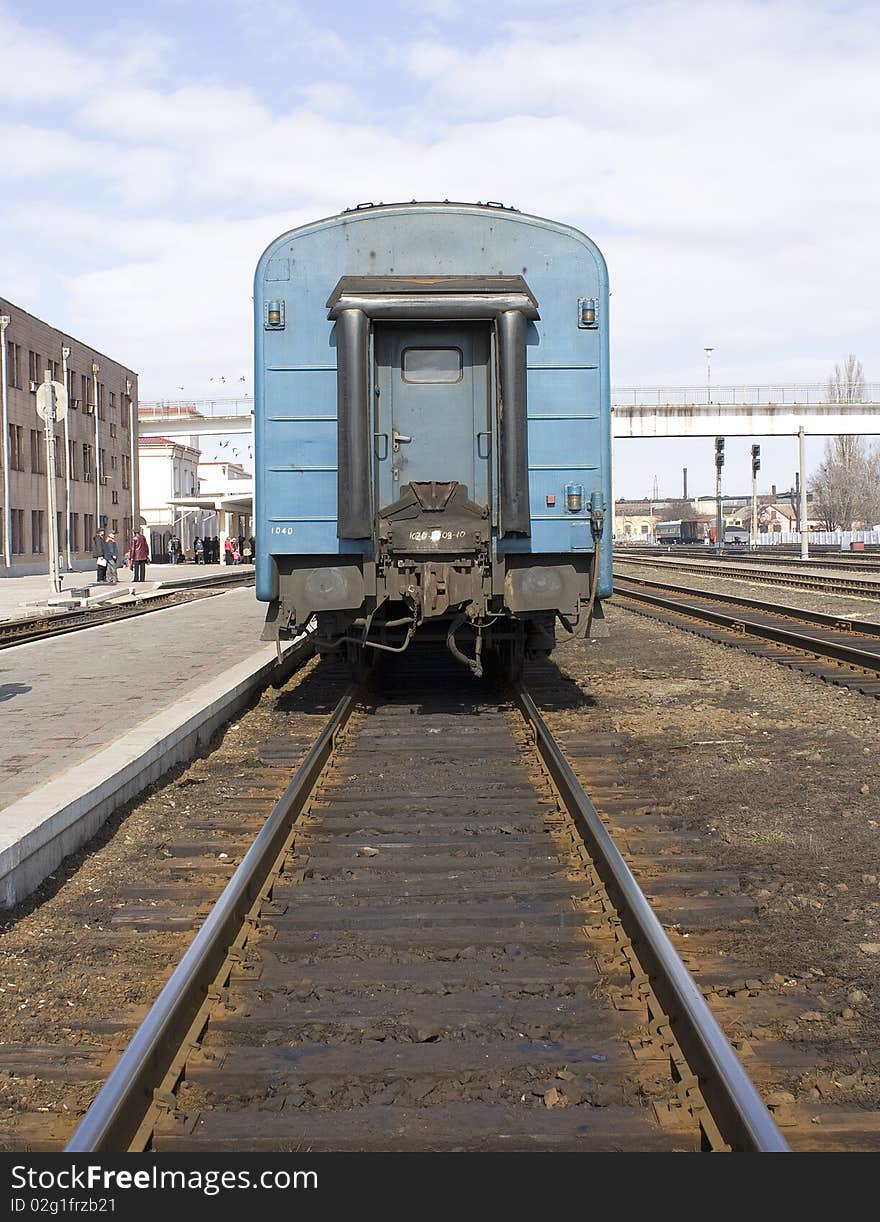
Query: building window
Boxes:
[
  {"xmin": 7, "ymin": 343, "xmax": 21, "ymax": 389},
  {"xmin": 111, "ymin": 453, "xmax": 117, "ymax": 469},
  {"xmin": 122, "ymin": 454, "xmax": 130, "ymax": 490},
  {"xmin": 109, "ymin": 422, "xmax": 117, "ymax": 439},
  {"xmin": 98, "ymin": 382, "xmax": 105, "ymax": 420},
  {"xmin": 68, "ymin": 439, "xmax": 78, "ymax": 480},
  {"xmin": 30, "ymin": 429, "xmax": 46, "ymax": 474},
  {"xmin": 99, "ymin": 448, "xmax": 107, "ymax": 482},
  {"xmin": 67, "ymin": 368, "xmax": 77, "ymax": 408},
  {"xmin": 111, "ymin": 489, "xmax": 119, "ymax": 504},
  {"xmin": 111, "ymin": 518, "xmax": 118, "ymax": 533},
  {"xmin": 31, "ymin": 509, "xmax": 45, "ymax": 554},
  {"xmin": 110, "ymin": 390, "xmax": 116, "ymax": 416},
  {"xmin": 84, "ymin": 513, "xmax": 94, "ymax": 545},
  {"xmin": 82, "ymin": 443, "xmax": 93, "ymax": 479},
  {"xmin": 55, "ymin": 441, "xmax": 64, "ymax": 480},
  {"xmin": 28, "ymin": 350, "xmax": 43, "ymax": 388},
  {"xmin": 9, "ymin": 424, "xmax": 25, "ymax": 471},
  {"xmin": 57, "ymin": 511, "xmax": 65, "ymax": 552},
  {"xmin": 11, "ymin": 509, "xmax": 25, "ymax": 554},
  {"xmin": 71, "ymin": 513, "xmax": 79, "ymax": 551}
]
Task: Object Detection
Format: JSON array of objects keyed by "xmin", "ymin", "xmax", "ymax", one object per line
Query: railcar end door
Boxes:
[{"xmin": 374, "ymin": 324, "xmax": 490, "ymax": 513}]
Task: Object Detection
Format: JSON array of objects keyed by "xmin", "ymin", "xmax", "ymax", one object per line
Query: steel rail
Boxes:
[
  {"xmin": 66, "ymin": 682, "xmax": 360, "ymax": 1153},
  {"xmin": 614, "ymin": 553, "xmax": 880, "ymax": 597},
  {"xmin": 513, "ymin": 684, "xmax": 789, "ymax": 1152},
  {"xmin": 615, "ymin": 546, "xmax": 880, "ymax": 570},
  {"xmin": 614, "ymin": 584, "xmax": 880, "ymax": 673},
  {"xmin": 614, "ymin": 574, "xmax": 880, "ymax": 638}
]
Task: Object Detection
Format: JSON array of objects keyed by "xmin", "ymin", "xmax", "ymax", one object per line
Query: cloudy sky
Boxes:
[{"xmin": 1, "ymin": 0, "xmax": 877, "ymax": 497}]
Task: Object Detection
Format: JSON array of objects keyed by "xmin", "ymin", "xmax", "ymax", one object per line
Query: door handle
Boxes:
[{"xmin": 392, "ymin": 429, "xmax": 412, "ymax": 453}]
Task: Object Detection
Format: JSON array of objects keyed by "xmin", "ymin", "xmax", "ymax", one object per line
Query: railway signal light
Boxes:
[
  {"xmin": 715, "ymin": 437, "xmax": 725, "ymax": 471},
  {"xmin": 751, "ymin": 444, "xmax": 761, "ymax": 476}
]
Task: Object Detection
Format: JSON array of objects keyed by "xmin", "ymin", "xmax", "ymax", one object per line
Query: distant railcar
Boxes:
[
  {"xmin": 655, "ymin": 519, "xmax": 705, "ymax": 545},
  {"xmin": 254, "ymin": 201, "xmax": 611, "ymax": 678}
]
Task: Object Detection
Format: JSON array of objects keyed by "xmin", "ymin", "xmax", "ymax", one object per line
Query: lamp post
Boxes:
[
  {"xmin": 127, "ymin": 377, "xmax": 138, "ymax": 552},
  {"xmin": 0, "ymin": 315, "xmax": 11, "ymax": 568},
  {"xmin": 92, "ymin": 361, "xmax": 101, "ymax": 528},
  {"xmin": 704, "ymin": 346, "xmax": 714, "ymax": 404}
]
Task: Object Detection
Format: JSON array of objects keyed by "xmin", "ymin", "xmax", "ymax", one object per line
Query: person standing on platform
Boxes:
[
  {"xmin": 194, "ymin": 537, "xmax": 204, "ymax": 564},
  {"xmin": 93, "ymin": 528, "xmax": 107, "ymax": 583},
  {"xmin": 224, "ymin": 536, "xmax": 235, "ymax": 565},
  {"xmin": 130, "ymin": 529, "xmax": 149, "ymax": 582},
  {"xmin": 242, "ymin": 536, "xmax": 252, "ymax": 563},
  {"xmin": 213, "ymin": 535, "xmax": 220, "ymax": 564},
  {"xmin": 104, "ymin": 532, "xmax": 119, "ymax": 583}
]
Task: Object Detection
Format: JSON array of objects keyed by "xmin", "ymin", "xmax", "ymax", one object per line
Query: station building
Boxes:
[{"xmin": 1, "ymin": 296, "xmax": 139, "ymax": 576}]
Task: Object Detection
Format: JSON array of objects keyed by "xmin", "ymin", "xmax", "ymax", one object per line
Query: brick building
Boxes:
[{"xmin": 1, "ymin": 297, "xmax": 139, "ymax": 576}]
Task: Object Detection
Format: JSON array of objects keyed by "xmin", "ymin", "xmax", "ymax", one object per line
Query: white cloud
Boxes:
[{"xmin": 1, "ymin": 1, "xmax": 878, "ymax": 496}]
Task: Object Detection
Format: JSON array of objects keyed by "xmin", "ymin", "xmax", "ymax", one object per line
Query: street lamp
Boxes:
[
  {"xmin": 704, "ymin": 346, "xmax": 714, "ymax": 404},
  {"xmin": 92, "ymin": 361, "xmax": 101, "ymax": 528}
]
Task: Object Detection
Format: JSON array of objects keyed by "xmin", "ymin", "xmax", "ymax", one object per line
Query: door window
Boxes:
[{"xmin": 402, "ymin": 347, "xmax": 462, "ymax": 384}]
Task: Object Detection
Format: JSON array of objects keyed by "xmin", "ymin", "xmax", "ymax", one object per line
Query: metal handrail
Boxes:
[
  {"xmin": 612, "ymin": 384, "xmax": 880, "ymax": 407},
  {"xmin": 139, "ymin": 398, "xmax": 254, "ymax": 418},
  {"xmin": 513, "ymin": 684, "xmax": 789, "ymax": 1152}
]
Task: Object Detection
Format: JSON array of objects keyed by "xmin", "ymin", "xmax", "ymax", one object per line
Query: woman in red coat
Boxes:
[{"xmin": 129, "ymin": 530, "xmax": 150, "ymax": 582}]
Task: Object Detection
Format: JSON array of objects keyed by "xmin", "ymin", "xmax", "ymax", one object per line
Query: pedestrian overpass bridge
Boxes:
[{"xmin": 138, "ymin": 385, "xmax": 880, "ymax": 441}]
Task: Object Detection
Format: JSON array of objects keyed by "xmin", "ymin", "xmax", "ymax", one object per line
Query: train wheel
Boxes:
[
  {"xmin": 344, "ymin": 641, "xmax": 378, "ymax": 684},
  {"xmin": 484, "ymin": 633, "xmax": 525, "ymax": 685}
]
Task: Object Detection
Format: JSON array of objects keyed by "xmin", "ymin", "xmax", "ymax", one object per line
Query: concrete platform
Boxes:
[
  {"xmin": 0, "ymin": 562, "xmax": 253, "ymax": 623},
  {"xmin": 0, "ymin": 587, "xmax": 309, "ymax": 906}
]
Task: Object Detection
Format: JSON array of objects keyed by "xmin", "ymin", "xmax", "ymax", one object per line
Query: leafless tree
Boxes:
[
  {"xmin": 656, "ymin": 498, "xmax": 695, "ymax": 522},
  {"xmin": 826, "ymin": 354, "xmax": 865, "ymax": 404},
  {"xmin": 809, "ymin": 435, "xmax": 880, "ymax": 528},
  {"xmin": 810, "ymin": 358, "xmax": 879, "ymax": 528}
]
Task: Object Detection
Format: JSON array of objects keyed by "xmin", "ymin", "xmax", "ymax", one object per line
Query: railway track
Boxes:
[
  {"xmin": 614, "ymin": 551, "xmax": 880, "ymax": 599},
  {"xmin": 63, "ymin": 652, "xmax": 785, "ymax": 1154},
  {"xmin": 616, "ymin": 545, "xmax": 880, "ymax": 570},
  {"xmin": 613, "ymin": 575, "xmax": 880, "ymax": 698},
  {"xmin": 0, "ymin": 573, "xmax": 255, "ymax": 650}
]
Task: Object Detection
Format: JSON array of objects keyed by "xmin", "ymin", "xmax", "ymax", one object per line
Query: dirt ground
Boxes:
[
  {"xmin": 1, "ymin": 602, "xmax": 878, "ymax": 1145},
  {"xmin": 548, "ymin": 603, "xmax": 880, "ymax": 1107}
]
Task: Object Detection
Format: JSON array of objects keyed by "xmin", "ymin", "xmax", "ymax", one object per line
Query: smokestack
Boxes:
[
  {"xmin": 682, "ymin": 467, "xmax": 688, "ymax": 499},
  {"xmin": 771, "ymin": 483, "xmax": 777, "ymax": 497}
]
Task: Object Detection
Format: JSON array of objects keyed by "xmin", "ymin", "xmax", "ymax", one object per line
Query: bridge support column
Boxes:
[{"xmin": 798, "ymin": 425, "xmax": 808, "ymax": 560}]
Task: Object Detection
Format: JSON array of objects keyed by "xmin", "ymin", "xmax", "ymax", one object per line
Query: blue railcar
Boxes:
[{"xmin": 254, "ymin": 201, "xmax": 611, "ymax": 677}]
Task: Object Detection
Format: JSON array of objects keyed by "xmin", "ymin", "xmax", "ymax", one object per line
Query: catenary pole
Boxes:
[{"xmin": 61, "ymin": 345, "xmax": 72, "ymax": 569}]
